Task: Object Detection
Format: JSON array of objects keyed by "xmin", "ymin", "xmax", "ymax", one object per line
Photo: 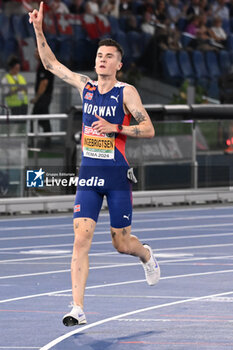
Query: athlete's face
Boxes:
[{"xmin": 95, "ymin": 46, "xmax": 122, "ymax": 77}]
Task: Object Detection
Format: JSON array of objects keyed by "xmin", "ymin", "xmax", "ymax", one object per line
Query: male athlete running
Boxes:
[{"xmin": 29, "ymin": 2, "xmax": 160, "ymax": 326}]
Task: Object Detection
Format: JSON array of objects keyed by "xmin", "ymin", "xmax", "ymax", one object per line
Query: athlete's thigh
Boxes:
[
  {"xmin": 73, "ymin": 188, "xmax": 104, "ymax": 223},
  {"xmin": 73, "ymin": 217, "xmax": 97, "ymax": 232},
  {"xmin": 106, "ymin": 188, "xmax": 132, "ymax": 229}
]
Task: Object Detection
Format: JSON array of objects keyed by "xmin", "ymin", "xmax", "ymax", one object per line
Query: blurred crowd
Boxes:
[
  {"xmin": 1, "ymin": 0, "xmax": 232, "ymax": 53},
  {"xmin": 1, "ymin": 1, "xmax": 233, "ymax": 82}
]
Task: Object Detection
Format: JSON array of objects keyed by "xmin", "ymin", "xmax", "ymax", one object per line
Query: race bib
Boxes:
[{"xmin": 83, "ymin": 126, "xmax": 115, "ymax": 160}]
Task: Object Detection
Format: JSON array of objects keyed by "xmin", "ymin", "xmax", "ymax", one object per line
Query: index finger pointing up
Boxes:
[{"xmin": 39, "ymin": 1, "xmax": 44, "ymax": 15}]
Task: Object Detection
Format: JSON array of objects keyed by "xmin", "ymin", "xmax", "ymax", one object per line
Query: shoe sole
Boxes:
[{"xmin": 63, "ymin": 316, "xmax": 87, "ymax": 327}]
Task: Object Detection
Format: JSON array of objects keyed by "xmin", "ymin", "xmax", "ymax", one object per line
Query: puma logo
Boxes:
[
  {"xmin": 110, "ymin": 95, "xmax": 119, "ymax": 103},
  {"xmin": 123, "ymin": 214, "xmax": 130, "ymax": 220}
]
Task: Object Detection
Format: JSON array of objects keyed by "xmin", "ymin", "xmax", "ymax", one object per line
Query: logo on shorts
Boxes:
[
  {"xmin": 74, "ymin": 204, "xmax": 81, "ymax": 213},
  {"xmin": 123, "ymin": 214, "xmax": 130, "ymax": 220},
  {"xmin": 26, "ymin": 168, "xmax": 45, "ymax": 187}
]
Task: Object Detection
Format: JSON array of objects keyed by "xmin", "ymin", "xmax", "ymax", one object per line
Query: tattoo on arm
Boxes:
[
  {"xmin": 133, "ymin": 110, "xmax": 147, "ymax": 123},
  {"xmin": 133, "ymin": 126, "xmax": 141, "ymax": 136},
  {"xmin": 61, "ymin": 75, "xmax": 69, "ymax": 81},
  {"xmin": 80, "ymin": 76, "xmax": 88, "ymax": 84},
  {"xmin": 44, "ymin": 59, "xmax": 53, "ymax": 71}
]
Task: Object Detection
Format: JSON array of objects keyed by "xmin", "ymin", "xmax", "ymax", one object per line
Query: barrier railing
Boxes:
[
  {"xmin": 0, "ymin": 104, "xmax": 233, "ymax": 199},
  {"xmin": 0, "ymin": 113, "xmax": 68, "ymax": 197}
]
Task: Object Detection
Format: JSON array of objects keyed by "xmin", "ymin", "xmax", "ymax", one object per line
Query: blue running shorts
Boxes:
[{"xmin": 73, "ymin": 166, "xmax": 133, "ymax": 228}]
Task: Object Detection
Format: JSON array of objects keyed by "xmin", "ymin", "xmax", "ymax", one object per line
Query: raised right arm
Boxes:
[{"xmin": 28, "ymin": 1, "xmax": 89, "ymax": 95}]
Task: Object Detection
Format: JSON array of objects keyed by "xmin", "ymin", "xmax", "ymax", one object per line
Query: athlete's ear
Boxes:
[{"xmin": 118, "ymin": 62, "xmax": 123, "ymax": 71}]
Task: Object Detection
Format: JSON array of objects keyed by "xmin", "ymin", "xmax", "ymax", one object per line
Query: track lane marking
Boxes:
[
  {"xmin": 1, "ymin": 229, "xmax": 233, "ymax": 242},
  {"xmin": 0, "ymin": 251, "xmax": 116, "ymax": 264},
  {"xmin": 1, "ymin": 269, "xmax": 233, "ymax": 304},
  {"xmin": 1, "ymin": 216, "xmax": 233, "ymax": 234},
  {"xmin": 0, "ymin": 205, "xmax": 232, "ymax": 224},
  {"xmin": 1, "ymin": 224, "xmax": 233, "ymax": 251},
  {"xmin": 2, "ymin": 254, "xmax": 233, "ymax": 279},
  {"xmin": 1, "ymin": 241, "xmax": 233, "ymax": 255},
  {"xmin": 40, "ymin": 289, "xmax": 233, "ymax": 350}
]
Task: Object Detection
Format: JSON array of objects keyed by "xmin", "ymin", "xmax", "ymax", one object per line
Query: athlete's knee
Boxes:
[
  {"xmin": 73, "ymin": 219, "xmax": 94, "ymax": 251},
  {"xmin": 116, "ymin": 242, "xmax": 131, "ymax": 255},
  {"xmin": 111, "ymin": 227, "xmax": 131, "ymax": 255},
  {"xmin": 73, "ymin": 233, "xmax": 91, "ymax": 252}
]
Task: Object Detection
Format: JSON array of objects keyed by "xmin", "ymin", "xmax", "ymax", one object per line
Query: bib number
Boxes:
[{"xmin": 83, "ymin": 126, "xmax": 115, "ymax": 160}]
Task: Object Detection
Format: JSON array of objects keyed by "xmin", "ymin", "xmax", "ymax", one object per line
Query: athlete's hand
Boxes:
[
  {"xmin": 28, "ymin": 1, "xmax": 43, "ymax": 31},
  {"xmin": 92, "ymin": 114, "xmax": 117, "ymax": 134}
]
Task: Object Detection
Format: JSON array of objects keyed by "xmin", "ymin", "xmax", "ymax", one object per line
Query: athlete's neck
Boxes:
[{"xmin": 97, "ymin": 75, "xmax": 117, "ymax": 94}]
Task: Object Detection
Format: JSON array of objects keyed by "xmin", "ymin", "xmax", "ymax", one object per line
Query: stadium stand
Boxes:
[{"xmin": 1, "ymin": 0, "xmax": 233, "ymax": 100}]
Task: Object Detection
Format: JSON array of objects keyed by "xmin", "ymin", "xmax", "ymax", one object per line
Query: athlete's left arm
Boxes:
[
  {"xmin": 122, "ymin": 85, "xmax": 155, "ymax": 138},
  {"xmin": 91, "ymin": 85, "xmax": 155, "ymax": 138}
]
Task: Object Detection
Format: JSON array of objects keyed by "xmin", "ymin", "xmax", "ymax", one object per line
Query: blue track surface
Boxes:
[{"xmin": 1, "ymin": 206, "xmax": 233, "ymax": 349}]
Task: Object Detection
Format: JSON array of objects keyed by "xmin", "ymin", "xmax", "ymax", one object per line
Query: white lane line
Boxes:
[
  {"xmin": 84, "ymin": 294, "xmax": 197, "ymax": 300},
  {"xmin": 93, "ymin": 232, "xmax": 233, "ymax": 247},
  {"xmin": 3, "ymin": 253, "xmax": 233, "ymax": 266},
  {"xmin": 1, "ymin": 213, "xmax": 233, "ymax": 232},
  {"xmin": 115, "ymin": 317, "xmax": 233, "ymax": 323},
  {"xmin": 0, "ymin": 347, "xmax": 40, "ymax": 349},
  {"xmin": 2, "ymin": 229, "xmax": 233, "ymax": 244},
  {"xmin": 0, "ymin": 251, "xmax": 115, "ymax": 264},
  {"xmin": 82, "ymin": 232, "xmax": 233, "ymax": 246},
  {"xmin": 0, "ymin": 224, "xmax": 72, "ymax": 232},
  {"xmin": 0, "ymin": 251, "xmax": 230, "ymax": 265},
  {"xmin": 0, "ymin": 263, "xmax": 137, "ymax": 280},
  {"xmin": 0, "ymin": 242, "xmax": 233, "ymax": 264},
  {"xmin": 158, "ymin": 242, "xmax": 233, "ymax": 252},
  {"xmin": 0, "ymin": 206, "xmax": 231, "ymax": 224},
  {"xmin": 2, "ymin": 238, "xmax": 233, "ymax": 255},
  {"xmin": 0, "ymin": 234, "xmax": 76, "ymax": 241},
  {"xmin": 0, "ymin": 205, "xmax": 232, "ymax": 224},
  {"xmin": 2, "ymin": 252, "xmax": 233, "ymax": 279},
  {"xmin": 2, "ymin": 225, "xmax": 233, "ymax": 242},
  {"xmin": 1, "ymin": 215, "xmax": 233, "ymax": 234},
  {"xmin": 1, "ymin": 269, "xmax": 233, "ymax": 304},
  {"xmin": 0, "ymin": 216, "xmax": 71, "ymax": 223},
  {"xmin": 2, "ymin": 222, "xmax": 233, "ymax": 250},
  {"xmin": 40, "ymin": 289, "xmax": 233, "ymax": 350},
  {"xmin": 1, "ymin": 241, "xmax": 233, "ymax": 265},
  {"xmin": 18, "ymin": 249, "xmax": 71, "ymax": 255}
]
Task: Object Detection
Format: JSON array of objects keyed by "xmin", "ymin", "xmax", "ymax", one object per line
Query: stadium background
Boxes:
[
  {"xmin": 0, "ymin": 0, "xmax": 233, "ymax": 207},
  {"xmin": 1, "ymin": 2, "xmax": 233, "ymax": 350}
]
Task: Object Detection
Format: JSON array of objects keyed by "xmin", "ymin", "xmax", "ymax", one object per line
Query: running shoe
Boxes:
[
  {"xmin": 141, "ymin": 244, "xmax": 160, "ymax": 286},
  {"xmin": 63, "ymin": 305, "xmax": 87, "ymax": 326}
]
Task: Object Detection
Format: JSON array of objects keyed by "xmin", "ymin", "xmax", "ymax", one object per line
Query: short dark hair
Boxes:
[
  {"xmin": 7, "ymin": 56, "xmax": 20, "ymax": 70},
  {"xmin": 98, "ymin": 38, "xmax": 124, "ymax": 59}
]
